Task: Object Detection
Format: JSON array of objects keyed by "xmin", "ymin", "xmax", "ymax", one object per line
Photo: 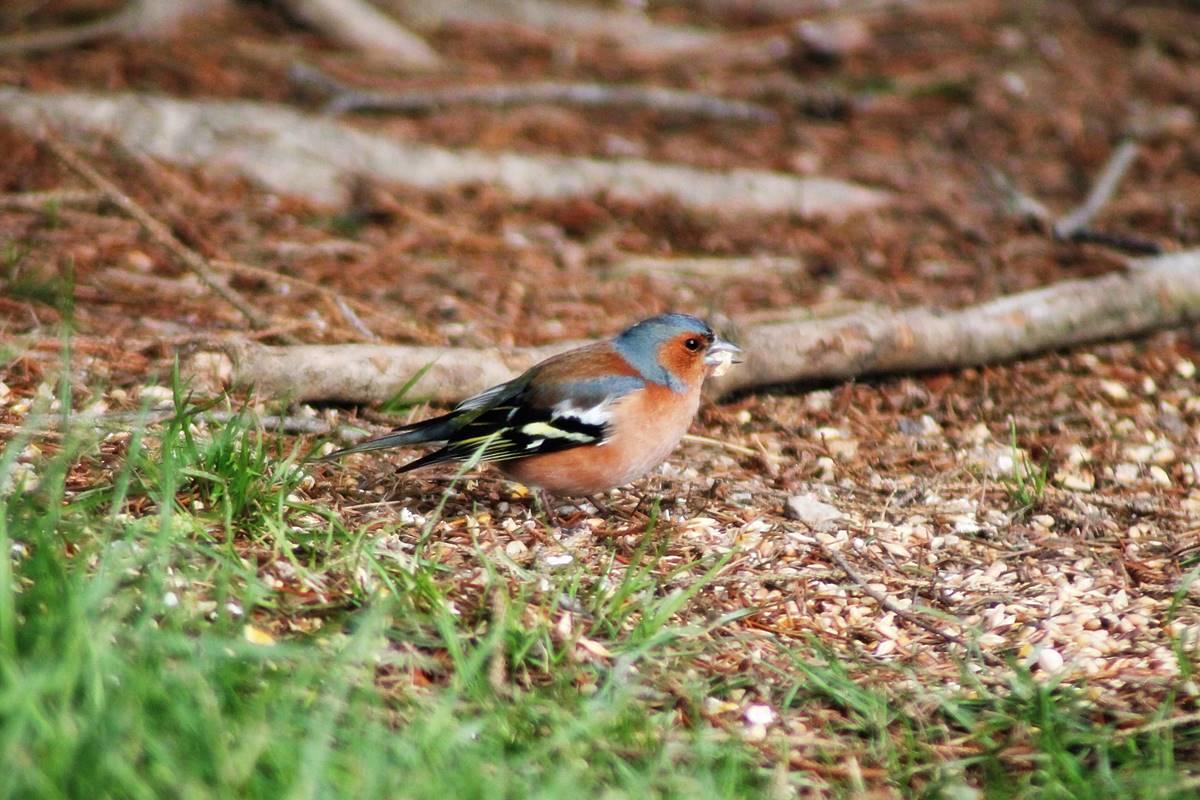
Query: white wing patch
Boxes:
[{"xmin": 551, "ymin": 399, "xmax": 613, "ymax": 427}]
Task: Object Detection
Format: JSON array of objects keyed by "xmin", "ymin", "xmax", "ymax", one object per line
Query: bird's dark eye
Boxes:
[{"xmin": 683, "ymin": 337, "xmax": 702, "ymax": 351}]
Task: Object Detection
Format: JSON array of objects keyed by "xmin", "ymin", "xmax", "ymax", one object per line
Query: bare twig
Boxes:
[
  {"xmin": 985, "ymin": 167, "xmax": 1052, "ymax": 228},
  {"xmin": 1053, "ymin": 140, "xmax": 1139, "ymax": 240},
  {"xmin": 203, "ymin": 410, "xmax": 368, "ymax": 442},
  {"xmin": 40, "ymin": 131, "xmax": 271, "ymax": 330},
  {"xmin": 1062, "ymin": 229, "xmax": 1162, "ymax": 256},
  {"xmin": 816, "ymin": 541, "xmax": 1005, "ymax": 666},
  {"xmin": 0, "ymin": 189, "xmax": 106, "ymax": 212},
  {"xmin": 7, "ymin": 406, "xmax": 369, "ymax": 444},
  {"xmin": 607, "ymin": 254, "xmax": 803, "ymax": 281},
  {"xmin": 682, "ymin": 433, "xmax": 783, "ymax": 462},
  {"xmin": 331, "ymin": 296, "xmax": 377, "ymax": 341},
  {"xmin": 278, "ymin": 0, "xmax": 441, "ymax": 71},
  {"xmin": 290, "ymin": 62, "xmax": 777, "ymax": 123},
  {"xmin": 264, "ymin": 239, "xmax": 372, "ymax": 260},
  {"xmin": 988, "ymin": 144, "xmax": 1160, "ymax": 255},
  {"xmin": 0, "ymin": 0, "xmax": 217, "ymax": 55}
]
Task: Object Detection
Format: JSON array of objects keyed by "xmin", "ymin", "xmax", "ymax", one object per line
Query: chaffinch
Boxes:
[{"xmin": 321, "ymin": 313, "xmax": 742, "ymax": 497}]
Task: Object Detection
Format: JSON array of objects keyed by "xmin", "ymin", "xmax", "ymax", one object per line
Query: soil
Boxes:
[{"xmin": 2, "ymin": 0, "xmax": 1199, "ymax": 786}]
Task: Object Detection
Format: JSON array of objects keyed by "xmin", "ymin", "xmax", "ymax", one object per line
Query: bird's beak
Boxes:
[{"xmin": 704, "ymin": 336, "xmax": 743, "ymax": 369}]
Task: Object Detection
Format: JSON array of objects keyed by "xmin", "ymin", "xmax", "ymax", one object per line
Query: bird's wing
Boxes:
[
  {"xmin": 393, "ymin": 345, "xmax": 643, "ymax": 469},
  {"xmin": 319, "ymin": 343, "xmax": 644, "ymax": 467}
]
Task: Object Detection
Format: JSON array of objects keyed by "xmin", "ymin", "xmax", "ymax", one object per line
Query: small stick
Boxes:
[
  {"xmin": 1065, "ymin": 229, "xmax": 1161, "ymax": 256},
  {"xmin": 8, "ymin": 407, "xmax": 368, "ymax": 444},
  {"xmin": 332, "ymin": 295, "xmax": 377, "ymax": 341},
  {"xmin": 0, "ymin": 2, "xmax": 135, "ymax": 55},
  {"xmin": 0, "ymin": 189, "xmax": 107, "ymax": 212},
  {"xmin": 203, "ymin": 411, "xmax": 368, "ymax": 443},
  {"xmin": 985, "ymin": 166, "xmax": 1052, "ymax": 228},
  {"xmin": 816, "ymin": 541, "xmax": 1004, "ymax": 666},
  {"xmin": 40, "ymin": 131, "xmax": 271, "ymax": 330},
  {"xmin": 289, "ymin": 62, "xmax": 778, "ymax": 123},
  {"xmin": 682, "ymin": 433, "xmax": 783, "ymax": 462},
  {"xmin": 1053, "ymin": 139, "xmax": 1139, "ymax": 241}
]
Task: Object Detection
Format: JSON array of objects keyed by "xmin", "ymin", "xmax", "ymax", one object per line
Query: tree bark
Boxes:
[{"xmin": 196, "ymin": 250, "xmax": 1200, "ymax": 404}]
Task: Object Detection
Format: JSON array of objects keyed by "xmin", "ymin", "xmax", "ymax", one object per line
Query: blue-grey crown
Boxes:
[{"xmin": 613, "ymin": 313, "xmax": 713, "ymax": 392}]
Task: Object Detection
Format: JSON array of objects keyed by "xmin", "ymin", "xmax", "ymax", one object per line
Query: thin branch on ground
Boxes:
[
  {"xmin": 988, "ymin": 140, "xmax": 1160, "ymax": 255},
  {"xmin": 1053, "ymin": 139, "xmax": 1139, "ymax": 240},
  {"xmin": 278, "ymin": 0, "xmax": 441, "ymax": 71},
  {"xmin": 6, "ymin": 407, "xmax": 369, "ymax": 444},
  {"xmin": 1059, "ymin": 229, "xmax": 1162, "ymax": 256},
  {"xmin": 331, "ymin": 295, "xmax": 377, "ymax": 341},
  {"xmin": 985, "ymin": 166, "xmax": 1052, "ymax": 227},
  {"xmin": 40, "ymin": 131, "xmax": 272, "ymax": 331},
  {"xmin": 607, "ymin": 254, "xmax": 804, "ymax": 281},
  {"xmin": 0, "ymin": 0, "xmax": 217, "ymax": 55},
  {"xmin": 0, "ymin": 189, "xmax": 107, "ymax": 212},
  {"xmin": 203, "ymin": 410, "xmax": 368, "ymax": 442},
  {"xmin": 264, "ymin": 239, "xmax": 372, "ymax": 260},
  {"xmin": 289, "ymin": 62, "xmax": 778, "ymax": 123},
  {"xmin": 682, "ymin": 433, "xmax": 784, "ymax": 462}
]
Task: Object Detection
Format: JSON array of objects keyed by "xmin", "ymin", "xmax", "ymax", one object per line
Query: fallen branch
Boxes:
[
  {"xmin": 708, "ymin": 248, "xmax": 1200, "ymax": 396},
  {"xmin": 0, "ymin": 0, "xmax": 219, "ymax": 55},
  {"xmin": 278, "ymin": 0, "xmax": 441, "ymax": 71},
  {"xmin": 289, "ymin": 63, "xmax": 777, "ymax": 123},
  {"xmin": 40, "ymin": 131, "xmax": 272, "ymax": 332},
  {"xmin": 0, "ymin": 89, "xmax": 889, "ymax": 218},
  {"xmin": 208, "ymin": 340, "xmax": 571, "ymax": 405},
  {"xmin": 198, "ymin": 249, "xmax": 1200, "ymax": 403}
]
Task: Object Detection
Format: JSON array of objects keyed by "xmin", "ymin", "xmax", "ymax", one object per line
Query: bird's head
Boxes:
[{"xmin": 614, "ymin": 313, "xmax": 742, "ymax": 392}]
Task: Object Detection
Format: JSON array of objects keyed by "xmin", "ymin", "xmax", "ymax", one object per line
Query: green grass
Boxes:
[
  {"xmin": 0, "ymin": 386, "xmax": 768, "ymax": 799},
  {"xmin": 1, "ymin": 375, "xmax": 1197, "ymax": 798},
  {"xmin": 1001, "ymin": 419, "xmax": 1049, "ymax": 516},
  {"xmin": 1, "ymin": 244, "xmax": 73, "ymax": 309}
]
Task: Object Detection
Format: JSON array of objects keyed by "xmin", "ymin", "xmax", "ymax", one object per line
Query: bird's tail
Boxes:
[{"xmin": 313, "ymin": 411, "xmax": 461, "ymax": 462}]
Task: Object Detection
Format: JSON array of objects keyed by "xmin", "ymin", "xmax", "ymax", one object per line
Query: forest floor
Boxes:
[{"xmin": 1, "ymin": 1, "xmax": 1199, "ymax": 797}]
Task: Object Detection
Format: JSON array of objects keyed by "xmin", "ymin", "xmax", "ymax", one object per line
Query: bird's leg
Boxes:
[
  {"xmin": 585, "ymin": 493, "xmax": 612, "ymax": 516},
  {"xmin": 630, "ymin": 488, "xmax": 661, "ymax": 520},
  {"xmin": 536, "ymin": 487, "xmax": 564, "ymax": 531}
]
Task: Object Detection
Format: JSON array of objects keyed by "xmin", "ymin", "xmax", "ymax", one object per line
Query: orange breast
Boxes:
[{"xmin": 500, "ymin": 381, "xmax": 702, "ymax": 496}]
